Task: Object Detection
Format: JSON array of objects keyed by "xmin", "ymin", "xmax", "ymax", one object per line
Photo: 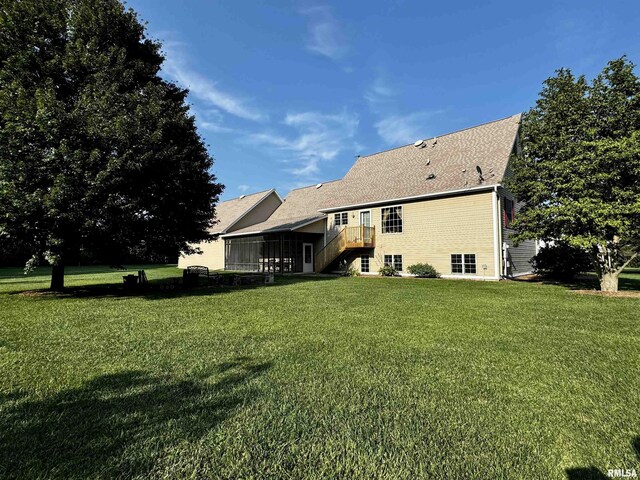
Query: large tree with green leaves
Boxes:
[
  {"xmin": 0, "ymin": 0, "xmax": 223, "ymax": 289},
  {"xmin": 508, "ymin": 57, "xmax": 640, "ymax": 292}
]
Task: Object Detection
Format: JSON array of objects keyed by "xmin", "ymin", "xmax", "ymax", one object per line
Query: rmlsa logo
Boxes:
[{"xmin": 608, "ymin": 469, "xmax": 638, "ymax": 478}]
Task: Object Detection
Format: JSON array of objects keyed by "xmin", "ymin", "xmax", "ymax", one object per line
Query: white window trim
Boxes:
[
  {"xmin": 334, "ymin": 211, "xmax": 349, "ymax": 227},
  {"xmin": 358, "ymin": 209, "xmax": 372, "ymax": 226},
  {"xmin": 380, "ymin": 205, "xmax": 404, "ymax": 234},
  {"xmin": 383, "ymin": 254, "xmax": 403, "ymax": 272},
  {"xmin": 360, "ymin": 254, "xmax": 370, "ymax": 273},
  {"xmin": 451, "ymin": 253, "xmax": 477, "ymax": 275}
]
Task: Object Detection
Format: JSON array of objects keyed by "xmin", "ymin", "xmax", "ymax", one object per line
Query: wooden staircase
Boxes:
[{"xmin": 315, "ymin": 225, "xmax": 375, "ymax": 273}]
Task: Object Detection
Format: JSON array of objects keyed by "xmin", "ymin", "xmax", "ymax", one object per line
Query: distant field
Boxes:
[{"xmin": 1, "ymin": 265, "xmax": 638, "ymax": 479}]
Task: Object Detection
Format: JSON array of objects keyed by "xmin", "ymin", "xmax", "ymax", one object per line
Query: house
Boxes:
[{"xmin": 179, "ymin": 114, "xmax": 536, "ymax": 279}]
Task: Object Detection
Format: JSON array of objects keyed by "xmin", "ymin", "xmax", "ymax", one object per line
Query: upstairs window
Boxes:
[
  {"xmin": 381, "ymin": 206, "xmax": 403, "ymax": 233},
  {"xmin": 504, "ymin": 198, "xmax": 515, "ymax": 227},
  {"xmin": 451, "ymin": 254, "xmax": 476, "ymax": 274},
  {"xmin": 334, "ymin": 212, "xmax": 348, "ymax": 226}
]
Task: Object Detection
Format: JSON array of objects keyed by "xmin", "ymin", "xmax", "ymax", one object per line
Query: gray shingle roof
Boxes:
[
  {"xmin": 222, "ymin": 114, "xmax": 521, "ymax": 235},
  {"xmin": 224, "ymin": 180, "xmax": 343, "ymax": 235},
  {"xmin": 318, "ymin": 114, "xmax": 521, "ymax": 211},
  {"xmin": 211, "ymin": 189, "xmax": 278, "ymax": 234}
]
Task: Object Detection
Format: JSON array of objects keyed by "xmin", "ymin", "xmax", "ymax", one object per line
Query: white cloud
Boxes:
[
  {"xmin": 191, "ymin": 108, "xmax": 238, "ymax": 134},
  {"xmin": 374, "ymin": 111, "xmax": 443, "ymax": 146},
  {"xmin": 250, "ymin": 110, "xmax": 359, "ymax": 178},
  {"xmin": 301, "ymin": 6, "xmax": 349, "ymax": 61},
  {"xmin": 364, "ymin": 76, "xmax": 396, "ymax": 108},
  {"xmin": 162, "ymin": 46, "xmax": 266, "ymax": 122},
  {"xmin": 238, "ymin": 184, "xmax": 251, "ymax": 193}
]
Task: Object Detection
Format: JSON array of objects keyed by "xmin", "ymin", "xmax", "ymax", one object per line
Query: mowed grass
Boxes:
[{"xmin": 0, "ymin": 266, "xmax": 639, "ymax": 479}]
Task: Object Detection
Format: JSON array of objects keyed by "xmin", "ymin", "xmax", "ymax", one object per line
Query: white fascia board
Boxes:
[{"xmin": 317, "ymin": 184, "xmax": 497, "ymax": 213}]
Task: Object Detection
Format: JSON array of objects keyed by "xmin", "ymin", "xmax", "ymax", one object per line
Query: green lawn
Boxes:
[{"xmin": 1, "ymin": 266, "xmax": 639, "ymax": 479}]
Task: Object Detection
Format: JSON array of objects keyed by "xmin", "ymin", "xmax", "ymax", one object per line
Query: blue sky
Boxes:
[{"xmin": 127, "ymin": 0, "xmax": 640, "ymax": 200}]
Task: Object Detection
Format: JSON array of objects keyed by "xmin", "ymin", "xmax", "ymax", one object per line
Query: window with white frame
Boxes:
[
  {"xmin": 334, "ymin": 212, "xmax": 348, "ymax": 226},
  {"xmin": 451, "ymin": 253, "xmax": 476, "ymax": 274},
  {"xmin": 360, "ymin": 255, "xmax": 370, "ymax": 273},
  {"xmin": 384, "ymin": 254, "xmax": 403, "ymax": 271},
  {"xmin": 381, "ymin": 206, "xmax": 403, "ymax": 233},
  {"xmin": 393, "ymin": 255, "xmax": 403, "ymax": 272}
]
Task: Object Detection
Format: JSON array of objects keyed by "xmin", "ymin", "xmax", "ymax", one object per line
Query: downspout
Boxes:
[{"xmin": 492, "ymin": 186, "xmax": 501, "ymax": 280}]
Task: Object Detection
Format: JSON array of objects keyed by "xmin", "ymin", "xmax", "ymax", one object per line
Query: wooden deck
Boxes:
[{"xmin": 315, "ymin": 226, "xmax": 375, "ymax": 273}]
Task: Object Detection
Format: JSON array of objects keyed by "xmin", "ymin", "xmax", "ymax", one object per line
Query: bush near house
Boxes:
[
  {"xmin": 531, "ymin": 243, "xmax": 592, "ymax": 280},
  {"xmin": 407, "ymin": 263, "xmax": 440, "ymax": 278},
  {"xmin": 378, "ymin": 265, "xmax": 397, "ymax": 276}
]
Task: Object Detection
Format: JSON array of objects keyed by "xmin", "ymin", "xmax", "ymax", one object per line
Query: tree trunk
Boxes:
[
  {"xmin": 599, "ymin": 271, "xmax": 619, "ymax": 292},
  {"xmin": 50, "ymin": 264, "xmax": 65, "ymax": 291}
]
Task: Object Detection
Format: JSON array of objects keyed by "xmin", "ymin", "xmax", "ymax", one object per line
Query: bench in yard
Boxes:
[{"xmin": 184, "ymin": 265, "xmax": 221, "ymax": 287}]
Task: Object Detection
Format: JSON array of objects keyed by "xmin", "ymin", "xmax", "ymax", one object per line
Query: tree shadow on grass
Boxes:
[
  {"xmin": 516, "ymin": 271, "xmax": 640, "ymax": 293},
  {"xmin": 9, "ymin": 274, "xmax": 341, "ymax": 301},
  {"xmin": 565, "ymin": 436, "xmax": 640, "ymax": 479},
  {"xmin": 0, "ymin": 357, "xmax": 271, "ymax": 479}
]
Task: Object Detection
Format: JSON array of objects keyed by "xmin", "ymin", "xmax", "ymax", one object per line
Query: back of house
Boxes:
[{"xmin": 181, "ymin": 114, "xmax": 537, "ymax": 279}]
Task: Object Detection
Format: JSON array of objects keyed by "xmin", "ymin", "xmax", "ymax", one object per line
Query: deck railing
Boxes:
[{"xmin": 315, "ymin": 225, "xmax": 375, "ymax": 273}]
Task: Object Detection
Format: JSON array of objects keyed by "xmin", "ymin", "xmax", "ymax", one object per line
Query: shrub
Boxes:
[
  {"xmin": 378, "ymin": 265, "xmax": 397, "ymax": 277},
  {"xmin": 407, "ymin": 263, "xmax": 440, "ymax": 278},
  {"xmin": 343, "ymin": 266, "xmax": 360, "ymax": 277},
  {"xmin": 531, "ymin": 243, "xmax": 592, "ymax": 280}
]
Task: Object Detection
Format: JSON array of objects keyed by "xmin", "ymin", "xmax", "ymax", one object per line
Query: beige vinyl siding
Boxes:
[
  {"xmin": 326, "ymin": 191, "xmax": 498, "ymax": 278},
  {"xmin": 228, "ymin": 192, "xmax": 282, "ymax": 232},
  {"xmin": 295, "ymin": 219, "xmax": 326, "ymax": 234},
  {"xmin": 178, "ymin": 238, "xmax": 225, "ymax": 271}
]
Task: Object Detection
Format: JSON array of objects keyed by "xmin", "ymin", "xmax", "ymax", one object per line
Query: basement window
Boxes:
[
  {"xmin": 451, "ymin": 254, "xmax": 476, "ymax": 274},
  {"xmin": 384, "ymin": 254, "xmax": 403, "ymax": 272}
]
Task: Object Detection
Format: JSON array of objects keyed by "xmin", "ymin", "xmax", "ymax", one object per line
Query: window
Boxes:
[
  {"xmin": 504, "ymin": 198, "xmax": 515, "ymax": 227},
  {"xmin": 334, "ymin": 212, "xmax": 348, "ymax": 226},
  {"xmin": 451, "ymin": 254, "xmax": 463, "ymax": 273},
  {"xmin": 384, "ymin": 254, "xmax": 403, "ymax": 271},
  {"xmin": 360, "ymin": 255, "xmax": 370, "ymax": 273},
  {"xmin": 381, "ymin": 206, "xmax": 403, "ymax": 233},
  {"xmin": 464, "ymin": 254, "xmax": 476, "ymax": 274},
  {"xmin": 451, "ymin": 253, "xmax": 476, "ymax": 274}
]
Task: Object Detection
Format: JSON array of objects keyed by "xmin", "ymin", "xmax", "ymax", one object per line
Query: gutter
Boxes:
[{"xmin": 317, "ymin": 184, "xmax": 497, "ymax": 213}]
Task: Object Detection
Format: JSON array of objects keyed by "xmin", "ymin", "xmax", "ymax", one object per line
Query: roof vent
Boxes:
[
  {"xmin": 414, "ymin": 140, "xmax": 426, "ymax": 148},
  {"xmin": 427, "ymin": 173, "xmax": 436, "ymax": 180},
  {"xmin": 239, "ymin": 195, "xmax": 246, "ymax": 199},
  {"xmin": 432, "ymin": 137, "xmax": 438, "ymax": 146},
  {"xmin": 476, "ymin": 165, "xmax": 484, "ymax": 183},
  {"xmin": 315, "ymin": 183, "xmax": 323, "ymax": 189},
  {"xmin": 426, "ymin": 159, "xmax": 430, "ymax": 165}
]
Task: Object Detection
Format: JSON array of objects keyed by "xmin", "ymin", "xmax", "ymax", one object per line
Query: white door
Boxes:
[
  {"xmin": 360, "ymin": 211, "xmax": 371, "ymax": 243},
  {"xmin": 303, "ymin": 243, "xmax": 314, "ymax": 273},
  {"xmin": 360, "ymin": 210, "xmax": 371, "ymax": 226}
]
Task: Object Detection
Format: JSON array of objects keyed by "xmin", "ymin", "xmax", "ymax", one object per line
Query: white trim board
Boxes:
[{"xmin": 317, "ymin": 184, "xmax": 496, "ymax": 213}]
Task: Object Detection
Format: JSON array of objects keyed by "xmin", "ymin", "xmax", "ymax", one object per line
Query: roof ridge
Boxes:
[
  {"xmin": 286, "ymin": 178, "xmax": 342, "ymax": 193},
  {"xmin": 221, "ymin": 188, "xmax": 275, "ymax": 204},
  {"xmin": 359, "ymin": 113, "xmax": 522, "ymax": 159}
]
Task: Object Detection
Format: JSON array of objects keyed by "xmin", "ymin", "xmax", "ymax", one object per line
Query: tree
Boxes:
[
  {"xmin": 0, "ymin": 0, "xmax": 223, "ymax": 290},
  {"xmin": 507, "ymin": 57, "xmax": 640, "ymax": 292}
]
